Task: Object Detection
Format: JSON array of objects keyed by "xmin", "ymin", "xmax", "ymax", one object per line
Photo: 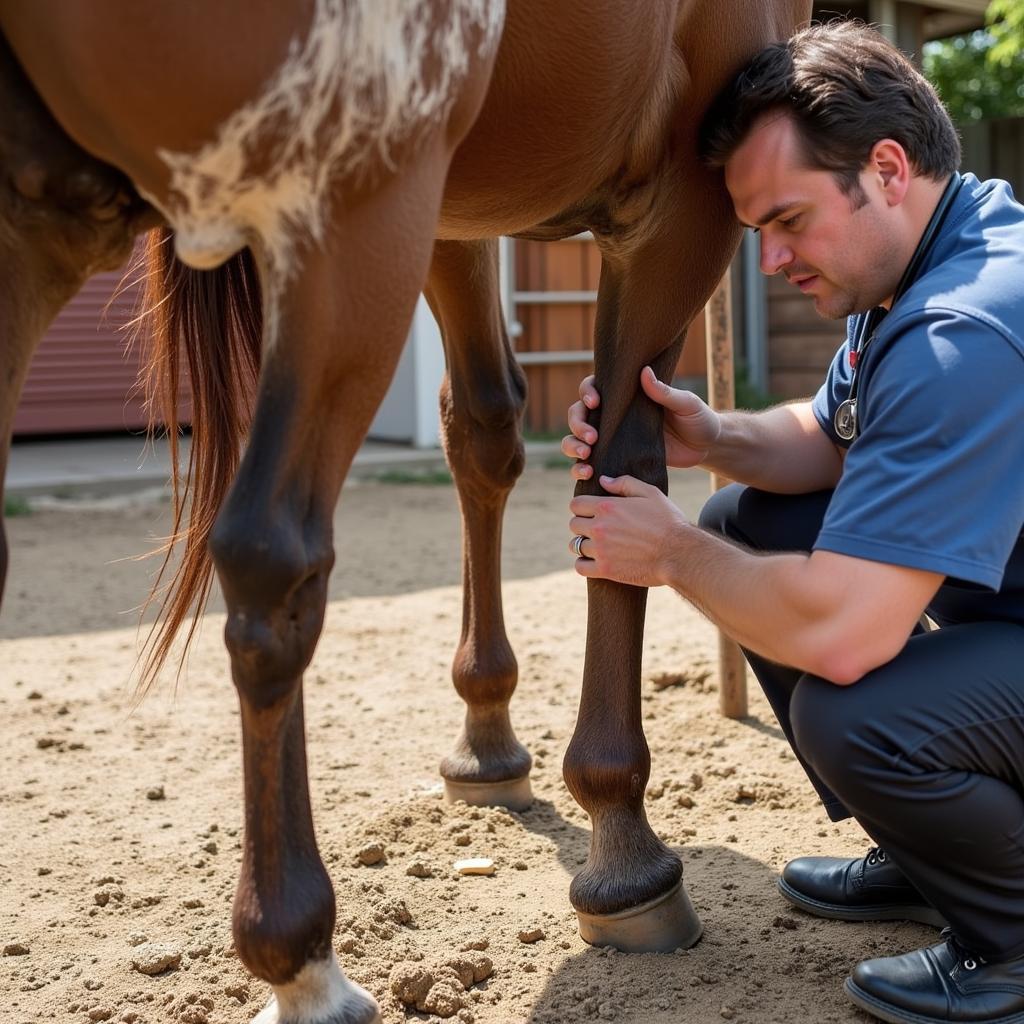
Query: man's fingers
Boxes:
[
  {"xmin": 569, "ymin": 495, "xmax": 600, "ymax": 516},
  {"xmin": 579, "ymin": 374, "xmax": 600, "ymax": 409},
  {"xmin": 561, "ymin": 433, "xmax": 591, "ymax": 460},
  {"xmin": 599, "ymin": 474, "xmax": 651, "ymax": 497},
  {"xmin": 640, "ymin": 365, "xmax": 701, "ymax": 415},
  {"xmin": 567, "ymin": 400, "xmax": 597, "ymax": 445}
]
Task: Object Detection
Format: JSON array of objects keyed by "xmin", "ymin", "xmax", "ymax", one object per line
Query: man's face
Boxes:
[{"xmin": 725, "ymin": 113, "xmax": 901, "ymax": 319}]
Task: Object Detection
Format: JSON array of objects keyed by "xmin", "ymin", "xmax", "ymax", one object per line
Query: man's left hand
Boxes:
[{"xmin": 569, "ymin": 474, "xmax": 688, "ymax": 587}]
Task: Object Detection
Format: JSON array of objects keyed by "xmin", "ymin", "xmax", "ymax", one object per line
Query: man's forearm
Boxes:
[
  {"xmin": 662, "ymin": 521, "xmax": 845, "ymax": 679},
  {"xmin": 701, "ymin": 401, "xmax": 844, "ymax": 494}
]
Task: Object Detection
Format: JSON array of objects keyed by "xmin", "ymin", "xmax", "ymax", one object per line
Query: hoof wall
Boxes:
[
  {"xmin": 443, "ymin": 775, "xmax": 533, "ymax": 811},
  {"xmin": 576, "ymin": 880, "xmax": 703, "ymax": 953}
]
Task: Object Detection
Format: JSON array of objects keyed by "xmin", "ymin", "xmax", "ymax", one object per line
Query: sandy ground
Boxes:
[{"xmin": 0, "ymin": 461, "xmax": 940, "ymax": 1024}]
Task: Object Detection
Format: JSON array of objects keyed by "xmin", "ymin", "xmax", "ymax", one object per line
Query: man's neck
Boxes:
[{"xmin": 879, "ymin": 173, "xmax": 954, "ymax": 310}]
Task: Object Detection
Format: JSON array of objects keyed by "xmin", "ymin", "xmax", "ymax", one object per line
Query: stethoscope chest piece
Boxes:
[
  {"xmin": 834, "ymin": 398, "xmax": 857, "ymax": 441},
  {"xmin": 831, "ymin": 173, "xmax": 963, "ymax": 444}
]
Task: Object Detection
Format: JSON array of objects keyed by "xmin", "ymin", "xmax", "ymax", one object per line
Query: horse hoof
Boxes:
[
  {"xmin": 575, "ymin": 880, "xmax": 703, "ymax": 953},
  {"xmin": 443, "ymin": 774, "xmax": 533, "ymax": 811},
  {"xmin": 250, "ymin": 953, "xmax": 382, "ymax": 1024}
]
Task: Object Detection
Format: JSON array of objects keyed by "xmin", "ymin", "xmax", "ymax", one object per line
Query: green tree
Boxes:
[
  {"xmin": 923, "ymin": 5, "xmax": 1024, "ymax": 124},
  {"xmin": 987, "ymin": 0, "xmax": 1024, "ymax": 66}
]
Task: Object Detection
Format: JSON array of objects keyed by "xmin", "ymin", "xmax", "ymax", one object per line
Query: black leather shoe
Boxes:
[
  {"xmin": 845, "ymin": 929, "xmax": 1024, "ymax": 1023},
  {"xmin": 778, "ymin": 847, "xmax": 947, "ymax": 928}
]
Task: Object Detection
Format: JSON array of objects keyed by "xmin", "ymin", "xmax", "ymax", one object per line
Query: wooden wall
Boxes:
[{"xmin": 513, "ymin": 237, "xmax": 708, "ymax": 435}]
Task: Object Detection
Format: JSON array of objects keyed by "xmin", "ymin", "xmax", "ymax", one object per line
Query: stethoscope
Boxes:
[{"xmin": 834, "ymin": 172, "xmax": 964, "ymax": 442}]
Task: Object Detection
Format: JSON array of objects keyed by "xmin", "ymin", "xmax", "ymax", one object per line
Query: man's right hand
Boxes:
[{"xmin": 562, "ymin": 366, "xmax": 723, "ymax": 481}]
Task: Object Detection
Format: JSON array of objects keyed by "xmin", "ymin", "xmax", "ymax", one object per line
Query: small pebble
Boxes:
[
  {"xmin": 2, "ymin": 943, "xmax": 29, "ymax": 956},
  {"xmin": 517, "ymin": 926, "xmax": 545, "ymax": 944},
  {"xmin": 145, "ymin": 786, "xmax": 165, "ymax": 801},
  {"xmin": 454, "ymin": 858, "xmax": 495, "ymax": 876},
  {"xmin": 356, "ymin": 843, "xmax": 386, "ymax": 866},
  {"xmin": 130, "ymin": 942, "xmax": 182, "ymax": 975},
  {"xmin": 406, "ymin": 860, "xmax": 433, "ymax": 878}
]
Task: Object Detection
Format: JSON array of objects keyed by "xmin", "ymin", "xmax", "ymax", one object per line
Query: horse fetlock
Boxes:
[
  {"xmin": 562, "ymin": 729, "xmax": 651, "ymax": 810},
  {"xmin": 442, "ymin": 704, "xmax": 533, "ymax": 786},
  {"xmin": 569, "ymin": 805, "xmax": 683, "ymax": 917},
  {"xmin": 451, "ymin": 639, "xmax": 518, "ymax": 704}
]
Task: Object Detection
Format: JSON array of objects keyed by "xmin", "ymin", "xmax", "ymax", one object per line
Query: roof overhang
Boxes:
[{"xmin": 921, "ymin": 0, "xmax": 989, "ymax": 39}]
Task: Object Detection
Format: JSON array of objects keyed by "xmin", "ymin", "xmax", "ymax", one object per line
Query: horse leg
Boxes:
[
  {"xmin": 0, "ymin": 38, "xmax": 151, "ymax": 605},
  {"xmin": 425, "ymin": 239, "xmax": 532, "ymax": 809},
  {"xmin": 212, "ymin": 164, "xmax": 448, "ymax": 1024},
  {"xmin": 563, "ymin": 165, "xmax": 744, "ymax": 952}
]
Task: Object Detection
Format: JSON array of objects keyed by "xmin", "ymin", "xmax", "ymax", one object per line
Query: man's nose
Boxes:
[{"xmin": 760, "ymin": 233, "xmax": 793, "ymax": 276}]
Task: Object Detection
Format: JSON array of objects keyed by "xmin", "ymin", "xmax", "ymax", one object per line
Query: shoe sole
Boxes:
[
  {"xmin": 777, "ymin": 878, "xmax": 948, "ymax": 928},
  {"xmin": 845, "ymin": 977, "xmax": 1024, "ymax": 1024}
]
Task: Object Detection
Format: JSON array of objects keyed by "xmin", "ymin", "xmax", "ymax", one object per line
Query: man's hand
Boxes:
[
  {"xmin": 569, "ymin": 474, "xmax": 688, "ymax": 587},
  {"xmin": 562, "ymin": 366, "xmax": 723, "ymax": 481}
]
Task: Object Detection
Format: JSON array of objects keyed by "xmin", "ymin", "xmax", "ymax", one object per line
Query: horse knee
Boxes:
[
  {"xmin": 210, "ymin": 509, "xmax": 333, "ymax": 704},
  {"xmin": 441, "ymin": 368, "xmax": 527, "ymax": 493}
]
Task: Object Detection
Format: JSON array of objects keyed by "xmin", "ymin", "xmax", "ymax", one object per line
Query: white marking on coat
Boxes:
[
  {"xmin": 252, "ymin": 952, "xmax": 381, "ymax": 1023},
  {"xmin": 155, "ymin": 0, "xmax": 505, "ymax": 279}
]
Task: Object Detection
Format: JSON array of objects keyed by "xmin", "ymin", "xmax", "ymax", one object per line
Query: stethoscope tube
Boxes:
[{"xmin": 834, "ymin": 172, "xmax": 964, "ymax": 442}]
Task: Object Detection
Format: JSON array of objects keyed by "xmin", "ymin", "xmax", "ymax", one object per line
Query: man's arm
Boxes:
[
  {"xmin": 569, "ymin": 477, "xmax": 943, "ymax": 684},
  {"xmin": 704, "ymin": 400, "xmax": 845, "ymax": 494},
  {"xmin": 661, "ymin": 525, "xmax": 941, "ymax": 683}
]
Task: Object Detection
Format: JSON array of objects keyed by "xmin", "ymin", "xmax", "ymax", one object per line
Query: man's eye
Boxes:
[{"xmin": 780, "ymin": 214, "xmax": 802, "ymax": 229}]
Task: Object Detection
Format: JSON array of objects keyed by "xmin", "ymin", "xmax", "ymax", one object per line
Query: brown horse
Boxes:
[{"xmin": 0, "ymin": 1, "xmax": 810, "ymax": 1021}]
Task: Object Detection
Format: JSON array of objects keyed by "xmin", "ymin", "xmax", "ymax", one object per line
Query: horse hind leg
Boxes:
[
  {"xmin": 209, "ymin": 157, "xmax": 454, "ymax": 1024},
  {"xmin": 0, "ymin": 35, "xmax": 153, "ymax": 605},
  {"xmin": 425, "ymin": 239, "xmax": 532, "ymax": 810}
]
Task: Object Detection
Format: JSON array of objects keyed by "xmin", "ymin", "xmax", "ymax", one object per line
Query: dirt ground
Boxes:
[{"xmin": 0, "ymin": 459, "xmax": 939, "ymax": 1024}]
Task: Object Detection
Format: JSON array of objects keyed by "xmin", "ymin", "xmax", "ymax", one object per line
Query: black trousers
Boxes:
[{"xmin": 699, "ymin": 484, "xmax": 1024, "ymax": 960}]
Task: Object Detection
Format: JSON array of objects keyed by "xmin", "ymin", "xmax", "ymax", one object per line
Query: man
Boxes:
[{"xmin": 562, "ymin": 22, "xmax": 1024, "ymax": 1024}]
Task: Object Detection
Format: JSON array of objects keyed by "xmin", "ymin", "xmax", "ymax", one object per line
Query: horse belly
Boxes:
[{"xmin": 438, "ymin": 0, "xmax": 682, "ymax": 238}]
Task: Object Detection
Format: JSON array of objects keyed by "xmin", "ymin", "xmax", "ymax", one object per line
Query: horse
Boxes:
[{"xmin": 0, "ymin": 2, "xmax": 811, "ymax": 1021}]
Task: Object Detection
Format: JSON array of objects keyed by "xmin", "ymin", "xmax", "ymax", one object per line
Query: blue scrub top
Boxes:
[{"xmin": 811, "ymin": 173, "xmax": 1024, "ymax": 625}]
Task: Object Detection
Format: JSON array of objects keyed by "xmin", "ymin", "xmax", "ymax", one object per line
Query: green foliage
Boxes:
[
  {"xmin": 987, "ymin": 0, "xmax": 1024, "ymax": 66},
  {"xmin": 733, "ymin": 366, "xmax": 781, "ymax": 411},
  {"xmin": 924, "ymin": 25, "xmax": 1024, "ymax": 124},
  {"xmin": 373, "ymin": 467, "xmax": 452, "ymax": 485},
  {"xmin": 4, "ymin": 495, "xmax": 31, "ymax": 517}
]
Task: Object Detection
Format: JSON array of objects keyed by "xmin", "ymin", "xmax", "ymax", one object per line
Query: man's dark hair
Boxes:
[{"xmin": 699, "ymin": 21, "xmax": 961, "ymax": 202}]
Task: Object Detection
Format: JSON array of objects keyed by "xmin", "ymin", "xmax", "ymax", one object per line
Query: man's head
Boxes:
[{"xmin": 700, "ymin": 22, "xmax": 961, "ymax": 318}]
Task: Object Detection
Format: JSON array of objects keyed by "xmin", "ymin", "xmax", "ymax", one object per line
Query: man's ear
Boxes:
[{"xmin": 868, "ymin": 139, "xmax": 912, "ymax": 206}]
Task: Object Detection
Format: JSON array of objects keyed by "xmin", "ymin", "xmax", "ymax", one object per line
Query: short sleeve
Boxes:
[{"xmin": 813, "ymin": 307, "xmax": 1024, "ymax": 589}]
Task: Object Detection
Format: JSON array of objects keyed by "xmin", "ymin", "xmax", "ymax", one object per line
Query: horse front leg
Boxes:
[
  {"xmin": 564, "ymin": 165, "xmax": 743, "ymax": 952},
  {"xmin": 425, "ymin": 239, "xmax": 532, "ymax": 809},
  {"xmin": 210, "ymin": 166, "xmax": 447, "ymax": 1024}
]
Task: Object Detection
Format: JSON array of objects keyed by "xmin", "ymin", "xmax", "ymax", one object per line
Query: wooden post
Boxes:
[{"xmin": 704, "ymin": 274, "xmax": 748, "ymax": 719}]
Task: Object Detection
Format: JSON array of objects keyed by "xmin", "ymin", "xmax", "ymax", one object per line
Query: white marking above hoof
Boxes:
[{"xmin": 251, "ymin": 952, "xmax": 382, "ymax": 1024}]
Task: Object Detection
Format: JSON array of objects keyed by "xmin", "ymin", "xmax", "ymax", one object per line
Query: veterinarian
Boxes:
[{"xmin": 563, "ymin": 22, "xmax": 1024, "ymax": 1024}]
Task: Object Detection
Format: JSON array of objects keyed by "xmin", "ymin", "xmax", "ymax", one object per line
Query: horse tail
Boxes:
[{"xmin": 136, "ymin": 228, "xmax": 262, "ymax": 691}]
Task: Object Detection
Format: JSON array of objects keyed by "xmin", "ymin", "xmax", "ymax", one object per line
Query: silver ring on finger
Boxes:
[{"xmin": 572, "ymin": 534, "xmax": 586, "ymax": 559}]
